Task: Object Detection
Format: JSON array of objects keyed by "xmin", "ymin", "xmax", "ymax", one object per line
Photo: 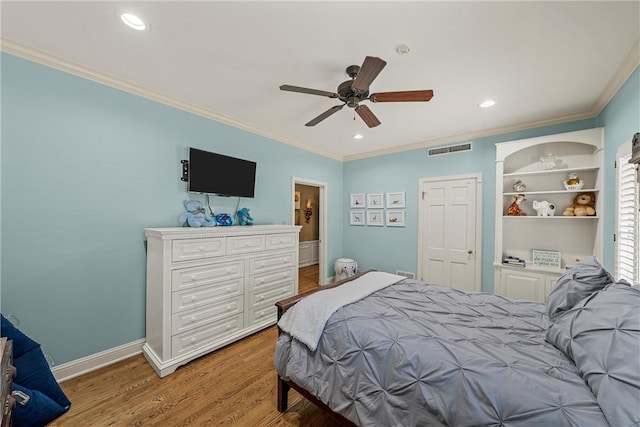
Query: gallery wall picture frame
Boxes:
[
  {"xmin": 386, "ymin": 191, "xmax": 406, "ymax": 208},
  {"xmin": 350, "ymin": 210, "xmax": 365, "ymax": 226},
  {"xmin": 366, "ymin": 210, "xmax": 384, "ymax": 226},
  {"xmin": 350, "ymin": 193, "xmax": 365, "ymax": 208},
  {"xmin": 386, "ymin": 210, "xmax": 406, "ymax": 227},
  {"xmin": 367, "ymin": 193, "xmax": 384, "ymax": 208}
]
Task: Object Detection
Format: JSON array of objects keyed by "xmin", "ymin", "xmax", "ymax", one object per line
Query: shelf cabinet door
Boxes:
[{"xmin": 500, "ymin": 269, "xmax": 546, "ymax": 302}]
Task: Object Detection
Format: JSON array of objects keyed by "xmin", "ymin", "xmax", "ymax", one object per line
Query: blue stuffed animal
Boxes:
[
  {"xmin": 237, "ymin": 208, "xmax": 253, "ymax": 226},
  {"xmin": 178, "ymin": 200, "xmax": 215, "ymax": 227},
  {"xmin": 214, "ymin": 213, "xmax": 234, "ymax": 226}
]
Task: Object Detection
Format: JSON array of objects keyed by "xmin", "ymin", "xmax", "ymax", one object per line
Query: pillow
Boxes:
[
  {"xmin": 545, "ymin": 256, "xmax": 614, "ymax": 321},
  {"xmin": 1, "ymin": 314, "xmax": 40, "ymax": 358},
  {"xmin": 12, "ymin": 383, "xmax": 69, "ymax": 427},
  {"xmin": 545, "ymin": 281, "xmax": 639, "ymax": 427}
]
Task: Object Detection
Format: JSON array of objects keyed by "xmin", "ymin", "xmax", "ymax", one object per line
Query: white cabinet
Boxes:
[
  {"xmin": 143, "ymin": 225, "xmax": 301, "ymax": 377},
  {"xmin": 494, "ymin": 128, "xmax": 603, "ymax": 302}
]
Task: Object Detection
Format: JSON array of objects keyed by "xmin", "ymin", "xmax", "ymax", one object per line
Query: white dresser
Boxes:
[{"xmin": 143, "ymin": 225, "xmax": 301, "ymax": 377}]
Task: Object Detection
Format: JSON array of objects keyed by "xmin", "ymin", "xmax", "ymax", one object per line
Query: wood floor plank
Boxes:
[{"xmin": 51, "ymin": 265, "xmax": 341, "ymax": 427}]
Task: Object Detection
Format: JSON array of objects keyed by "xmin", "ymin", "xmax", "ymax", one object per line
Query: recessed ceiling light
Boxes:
[
  {"xmin": 479, "ymin": 100, "xmax": 496, "ymax": 108},
  {"xmin": 353, "ymin": 134, "xmax": 364, "ymax": 140},
  {"xmin": 119, "ymin": 11, "xmax": 147, "ymax": 31}
]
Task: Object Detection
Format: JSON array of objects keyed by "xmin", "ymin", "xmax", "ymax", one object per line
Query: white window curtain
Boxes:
[{"xmin": 615, "ymin": 143, "xmax": 640, "ymax": 284}]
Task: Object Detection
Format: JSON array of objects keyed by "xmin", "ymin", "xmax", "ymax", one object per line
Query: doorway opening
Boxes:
[{"xmin": 292, "ymin": 177, "xmax": 328, "ymax": 289}]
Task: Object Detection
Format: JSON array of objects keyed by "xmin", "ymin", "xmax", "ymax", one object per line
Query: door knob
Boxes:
[{"xmin": 467, "ymin": 250, "xmax": 473, "ymax": 254}]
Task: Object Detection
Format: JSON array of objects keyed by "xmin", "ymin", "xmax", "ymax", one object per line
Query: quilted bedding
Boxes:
[{"xmin": 274, "ymin": 278, "xmax": 610, "ymax": 427}]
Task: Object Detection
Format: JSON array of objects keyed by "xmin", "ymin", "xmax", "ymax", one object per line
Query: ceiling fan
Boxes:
[{"xmin": 280, "ymin": 56, "xmax": 434, "ymax": 128}]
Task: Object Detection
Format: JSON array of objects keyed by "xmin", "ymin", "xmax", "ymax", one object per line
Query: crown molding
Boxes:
[
  {"xmin": 0, "ymin": 38, "xmax": 343, "ymax": 162},
  {"xmin": 343, "ymin": 111, "xmax": 596, "ymax": 161},
  {"xmin": 591, "ymin": 39, "xmax": 640, "ymax": 115},
  {"xmin": 2, "ymin": 37, "xmax": 636, "ymax": 163}
]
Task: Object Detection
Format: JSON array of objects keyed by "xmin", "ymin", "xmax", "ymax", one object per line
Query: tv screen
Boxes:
[{"xmin": 188, "ymin": 148, "xmax": 257, "ymax": 198}]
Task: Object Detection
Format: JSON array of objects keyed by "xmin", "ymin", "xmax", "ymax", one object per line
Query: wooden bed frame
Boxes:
[{"xmin": 274, "ymin": 270, "xmax": 375, "ymax": 427}]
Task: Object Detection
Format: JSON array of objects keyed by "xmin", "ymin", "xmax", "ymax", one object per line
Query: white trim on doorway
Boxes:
[
  {"xmin": 292, "ymin": 177, "xmax": 328, "ymax": 285},
  {"xmin": 417, "ymin": 173, "xmax": 483, "ymax": 291}
]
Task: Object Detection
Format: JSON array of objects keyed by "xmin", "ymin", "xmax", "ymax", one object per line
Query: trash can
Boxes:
[{"xmin": 334, "ymin": 258, "xmax": 358, "ymax": 282}]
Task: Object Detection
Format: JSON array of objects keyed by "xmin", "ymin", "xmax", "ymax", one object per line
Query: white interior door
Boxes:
[{"xmin": 419, "ymin": 174, "xmax": 481, "ymax": 292}]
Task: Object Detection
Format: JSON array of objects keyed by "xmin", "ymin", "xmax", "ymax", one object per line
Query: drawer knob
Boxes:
[
  {"xmin": 245, "ymin": 243, "xmax": 251, "ymax": 247},
  {"xmin": 259, "ymin": 295, "xmax": 265, "ymax": 300},
  {"xmin": 260, "ymin": 262, "xmax": 265, "ymax": 267},
  {"xmin": 190, "ymin": 316, "xmax": 196, "ymax": 322},
  {"xmin": 226, "ymin": 325, "xmax": 231, "ymax": 330},
  {"xmin": 226, "ymin": 269, "xmax": 232, "ymax": 274},
  {"xmin": 191, "ymin": 296, "xmax": 197, "ymax": 301},
  {"xmin": 226, "ymin": 305, "xmax": 231, "ymax": 311},
  {"xmin": 259, "ymin": 311, "xmax": 264, "ymax": 316},
  {"xmin": 190, "ymin": 275, "xmax": 196, "ymax": 281},
  {"xmin": 226, "ymin": 287, "xmax": 231, "ymax": 292},
  {"xmin": 282, "ymin": 288, "xmax": 288, "ymax": 294},
  {"xmin": 199, "ymin": 246, "xmax": 204, "ymax": 251},
  {"xmin": 258, "ymin": 279, "xmax": 264, "ymax": 284},
  {"xmin": 191, "ymin": 337, "xmax": 196, "ymax": 343},
  {"xmin": 282, "ymin": 259, "xmax": 286, "ymax": 263}
]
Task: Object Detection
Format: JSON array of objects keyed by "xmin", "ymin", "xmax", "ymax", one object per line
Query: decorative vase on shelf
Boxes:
[
  {"xmin": 563, "ymin": 173, "xmax": 584, "ymax": 191},
  {"xmin": 512, "ymin": 180, "xmax": 526, "ymax": 193}
]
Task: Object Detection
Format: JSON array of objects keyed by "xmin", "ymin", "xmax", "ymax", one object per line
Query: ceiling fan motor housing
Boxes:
[{"xmin": 337, "ymin": 80, "xmax": 368, "ymax": 107}]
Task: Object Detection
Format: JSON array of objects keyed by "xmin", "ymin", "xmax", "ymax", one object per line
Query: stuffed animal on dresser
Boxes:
[{"xmin": 506, "ymin": 194, "xmax": 527, "ymax": 216}]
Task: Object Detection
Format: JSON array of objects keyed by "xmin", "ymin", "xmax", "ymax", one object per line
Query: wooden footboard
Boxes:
[{"xmin": 274, "ymin": 270, "xmax": 374, "ymax": 426}]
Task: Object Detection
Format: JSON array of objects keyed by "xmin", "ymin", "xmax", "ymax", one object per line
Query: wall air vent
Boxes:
[
  {"xmin": 396, "ymin": 270, "xmax": 415, "ymax": 279},
  {"xmin": 427, "ymin": 142, "xmax": 472, "ymax": 157}
]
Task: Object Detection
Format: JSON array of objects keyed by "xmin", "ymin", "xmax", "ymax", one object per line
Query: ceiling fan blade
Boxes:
[
  {"xmin": 370, "ymin": 90, "xmax": 434, "ymax": 103},
  {"xmin": 351, "ymin": 56, "xmax": 387, "ymax": 93},
  {"xmin": 355, "ymin": 105, "xmax": 381, "ymax": 128},
  {"xmin": 280, "ymin": 85, "xmax": 338, "ymax": 98},
  {"xmin": 305, "ymin": 104, "xmax": 345, "ymax": 127}
]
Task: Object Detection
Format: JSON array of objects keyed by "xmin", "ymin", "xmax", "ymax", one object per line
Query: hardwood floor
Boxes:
[{"xmin": 52, "ymin": 265, "xmax": 339, "ymax": 427}]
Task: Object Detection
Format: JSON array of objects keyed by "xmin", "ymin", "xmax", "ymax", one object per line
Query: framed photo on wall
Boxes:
[
  {"xmin": 367, "ymin": 193, "xmax": 384, "ymax": 208},
  {"xmin": 350, "ymin": 210, "xmax": 365, "ymax": 226},
  {"xmin": 386, "ymin": 191, "xmax": 406, "ymax": 208},
  {"xmin": 350, "ymin": 193, "xmax": 365, "ymax": 208},
  {"xmin": 366, "ymin": 210, "xmax": 384, "ymax": 226},
  {"xmin": 386, "ymin": 210, "xmax": 406, "ymax": 227}
]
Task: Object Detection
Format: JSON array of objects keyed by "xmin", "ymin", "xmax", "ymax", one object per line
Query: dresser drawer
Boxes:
[
  {"xmin": 250, "ymin": 267, "xmax": 295, "ymax": 293},
  {"xmin": 172, "ymin": 295, "xmax": 243, "ymax": 335},
  {"xmin": 248, "ymin": 305, "xmax": 278, "ymax": 327},
  {"xmin": 171, "ymin": 313, "xmax": 243, "ymax": 357},
  {"xmin": 172, "ymin": 278, "xmax": 243, "ymax": 313},
  {"xmin": 250, "ymin": 282, "xmax": 294, "ymax": 308},
  {"xmin": 265, "ymin": 233, "xmax": 296, "ymax": 250},
  {"xmin": 250, "ymin": 252, "xmax": 295, "ymax": 275},
  {"xmin": 226, "ymin": 235, "xmax": 265, "ymax": 255},
  {"xmin": 172, "ymin": 260, "xmax": 244, "ymax": 292},
  {"xmin": 172, "ymin": 238, "xmax": 225, "ymax": 262}
]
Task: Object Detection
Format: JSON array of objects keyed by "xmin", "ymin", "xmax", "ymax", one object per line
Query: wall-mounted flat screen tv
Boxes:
[{"xmin": 188, "ymin": 148, "xmax": 257, "ymax": 198}]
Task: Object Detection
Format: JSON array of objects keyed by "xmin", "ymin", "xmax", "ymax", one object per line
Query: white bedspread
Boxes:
[{"xmin": 277, "ymin": 271, "xmax": 405, "ymax": 351}]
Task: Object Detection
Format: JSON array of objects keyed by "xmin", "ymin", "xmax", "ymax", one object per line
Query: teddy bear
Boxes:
[
  {"xmin": 563, "ymin": 192, "xmax": 596, "ymax": 216},
  {"xmin": 237, "ymin": 208, "xmax": 253, "ymax": 226},
  {"xmin": 178, "ymin": 200, "xmax": 215, "ymax": 227}
]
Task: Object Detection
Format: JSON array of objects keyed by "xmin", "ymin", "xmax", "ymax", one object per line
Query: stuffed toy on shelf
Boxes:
[{"xmin": 562, "ymin": 192, "xmax": 596, "ymax": 216}]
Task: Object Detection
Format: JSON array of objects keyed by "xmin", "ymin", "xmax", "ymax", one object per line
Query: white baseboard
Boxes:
[{"xmin": 52, "ymin": 339, "xmax": 145, "ymax": 383}]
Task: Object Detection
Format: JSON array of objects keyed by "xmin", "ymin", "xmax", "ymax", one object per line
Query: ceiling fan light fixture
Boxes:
[
  {"xmin": 479, "ymin": 99, "xmax": 496, "ymax": 108},
  {"xmin": 118, "ymin": 11, "xmax": 148, "ymax": 31}
]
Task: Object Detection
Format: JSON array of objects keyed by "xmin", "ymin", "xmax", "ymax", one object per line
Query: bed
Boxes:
[{"xmin": 274, "ymin": 258, "xmax": 640, "ymax": 427}]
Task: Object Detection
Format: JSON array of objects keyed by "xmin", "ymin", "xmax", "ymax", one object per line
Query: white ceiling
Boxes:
[{"xmin": 2, "ymin": 1, "xmax": 639, "ymax": 160}]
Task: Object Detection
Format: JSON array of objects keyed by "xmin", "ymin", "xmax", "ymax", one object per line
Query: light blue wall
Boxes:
[
  {"xmin": 0, "ymin": 53, "xmax": 343, "ymax": 365},
  {"xmin": 1, "ymin": 50, "xmax": 637, "ymax": 367},
  {"xmin": 343, "ymin": 66, "xmax": 639, "ymax": 291},
  {"xmin": 597, "ymin": 67, "xmax": 640, "ymax": 271},
  {"xmin": 343, "ymin": 120, "xmax": 600, "ymax": 293}
]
